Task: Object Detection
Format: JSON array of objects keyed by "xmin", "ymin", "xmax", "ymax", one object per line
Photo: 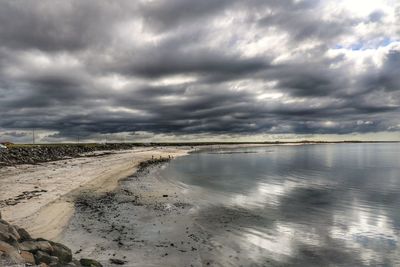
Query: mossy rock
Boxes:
[{"xmin": 48, "ymin": 241, "xmax": 72, "ymax": 263}]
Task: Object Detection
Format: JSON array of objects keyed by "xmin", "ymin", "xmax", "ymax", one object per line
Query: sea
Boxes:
[{"xmin": 155, "ymin": 143, "xmax": 400, "ymax": 266}]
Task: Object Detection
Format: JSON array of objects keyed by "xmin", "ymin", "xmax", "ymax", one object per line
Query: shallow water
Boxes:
[{"xmin": 157, "ymin": 144, "xmax": 400, "ymax": 266}]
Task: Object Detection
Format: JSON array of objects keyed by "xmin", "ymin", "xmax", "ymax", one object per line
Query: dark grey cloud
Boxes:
[
  {"xmin": 115, "ymin": 50, "xmax": 269, "ymax": 78},
  {"xmin": 139, "ymin": 0, "xmax": 232, "ymax": 31},
  {"xmin": 0, "ymin": 1, "xmax": 127, "ymax": 51},
  {"xmin": 362, "ymin": 50, "xmax": 400, "ymax": 92},
  {"xmin": 0, "ymin": 0, "xmax": 399, "ymax": 141}
]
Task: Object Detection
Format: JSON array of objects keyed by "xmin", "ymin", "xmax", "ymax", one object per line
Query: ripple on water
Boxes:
[{"xmin": 157, "ymin": 144, "xmax": 400, "ymax": 266}]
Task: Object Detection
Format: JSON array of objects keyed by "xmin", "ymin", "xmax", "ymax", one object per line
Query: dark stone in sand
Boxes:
[
  {"xmin": 109, "ymin": 258, "xmax": 127, "ymax": 265},
  {"xmin": 80, "ymin": 258, "xmax": 103, "ymax": 267}
]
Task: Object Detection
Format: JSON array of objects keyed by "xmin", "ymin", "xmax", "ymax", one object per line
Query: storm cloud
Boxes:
[{"xmin": 0, "ymin": 0, "xmax": 399, "ymax": 142}]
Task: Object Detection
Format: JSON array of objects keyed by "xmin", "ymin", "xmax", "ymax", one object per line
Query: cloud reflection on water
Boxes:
[{"xmin": 160, "ymin": 144, "xmax": 400, "ymax": 266}]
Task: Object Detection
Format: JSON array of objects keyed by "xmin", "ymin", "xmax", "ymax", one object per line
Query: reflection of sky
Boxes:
[
  {"xmin": 331, "ymin": 201, "xmax": 399, "ymax": 264},
  {"xmin": 160, "ymin": 144, "xmax": 400, "ymax": 266},
  {"xmin": 229, "ymin": 181, "xmax": 298, "ymax": 208},
  {"xmin": 241, "ymin": 222, "xmax": 324, "ymax": 262}
]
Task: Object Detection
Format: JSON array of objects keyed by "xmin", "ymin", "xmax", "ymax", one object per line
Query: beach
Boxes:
[{"xmin": 0, "ymin": 146, "xmax": 190, "ymax": 243}]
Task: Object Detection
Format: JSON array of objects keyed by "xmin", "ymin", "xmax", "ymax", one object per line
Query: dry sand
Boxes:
[{"xmin": 0, "ymin": 147, "xmax": 190, "ymax": 241}]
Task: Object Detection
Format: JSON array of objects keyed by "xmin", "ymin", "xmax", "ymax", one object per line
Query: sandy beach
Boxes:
[{"xmin": 0, "ymin": 147, "xmax": 190, "ymax": 242}]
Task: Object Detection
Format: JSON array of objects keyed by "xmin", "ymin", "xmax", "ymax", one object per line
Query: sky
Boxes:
[{"xmin": 0, "ymin": 0, "xmax": 399, "ymax": 143}]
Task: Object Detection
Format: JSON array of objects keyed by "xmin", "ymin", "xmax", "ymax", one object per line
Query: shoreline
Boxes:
[
  {"xmin": 59, "ymin": 158, "xmax": 204, "ymax": 266},
  {"xmin": 0, "ymin": 142, "xmax": 349, "ymax": 241},
  {"xmin": 0, "ymin": 146, "xmax": 191, "ymax": 241},
  {"xmin": 0, "ymin": 143, "xmax": 274, "ymax": 266}
]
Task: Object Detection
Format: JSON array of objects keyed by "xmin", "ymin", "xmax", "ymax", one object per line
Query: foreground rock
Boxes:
[{"xmin": 0, "ymin": 212, "xmax": 102, "ymax": 267}]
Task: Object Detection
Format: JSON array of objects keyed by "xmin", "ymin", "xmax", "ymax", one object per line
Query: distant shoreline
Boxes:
[
  {"xmin": 3, "ymin": 140, "xmax": 400, "ymax": 147},
  {"xmin": 1, "ymin": 141, "xmax": 398, "ymax": 167}
]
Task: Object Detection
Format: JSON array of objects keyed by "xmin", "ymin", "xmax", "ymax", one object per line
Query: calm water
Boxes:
[{"xmin": 157, "ymin": 144, "xmax": 400, "ymax": 266}]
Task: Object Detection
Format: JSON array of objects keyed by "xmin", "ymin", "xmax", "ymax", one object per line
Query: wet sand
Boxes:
[{"xmin": 59, "ymin": 164, "xmax": 206, "ymax": 266}]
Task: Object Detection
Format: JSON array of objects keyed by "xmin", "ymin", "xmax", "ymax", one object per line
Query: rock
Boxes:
[
  {"xmin": 48, "ymin": 241, "xmax": 72, "ymax": 263},
  {"xmin": 35, "ymin": 250, "xmax": 59, "ymax": 265},
  {"xmin": 64, "ymin": 262, "xmax": 78, "ymax": 267},
  {"xmin": 0, "ymin": 240, "xmax": 24, "ymax": 264},
  {"xmin": 16, "ymin": 226, "xmax": 32, "ymax": 241},
  {"xmin": 0, "ymin": 253, "xmax": 15, "ymax": 267},
  {"xmin": 20, "ymin": 250, "xmax": 35, "ymax": 265},
  {"xmin": 0, "ymin": 231, "xmax": 17, "ymax": 243},
  {"xmin": 0, "ymin": 216, "xmax": 99, "ymax": 267},
  {"xmin": 49, "ymin": 262, "xmax": 71, "ymax": 267},
  {"xmin": 0, "ymin": 144, "xmax": 138, "ymax": 167},
  {"xmin": 109, "ymin": 258, "xmax": 127, "ymax": 265},
  {"xmin": 19, "ymin": 240, "xmax": 54, "ymax": 254},
  {"xmin": 9, "ymin": 226, "xmax": 20, "ymax": 241},
  {"xmin": 80, "ymin": 258, "xmax": 103, "ymax": 267},
  {"xmin": 72, "ymin": 258, "xmax": 82, "ymax": 266},
  {"xmin": 0, "ymin": 221, "xmax": 20, "ymax": 243}
]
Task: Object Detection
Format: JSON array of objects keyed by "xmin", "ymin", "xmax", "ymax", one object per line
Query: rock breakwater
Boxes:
[
  {"xmin": 0, "ymin": 212, "xmax": 103, "ymax": 267},
  {"xmin": 0, "ymin": 144, "xmax": 142, "ymax": 168}
]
